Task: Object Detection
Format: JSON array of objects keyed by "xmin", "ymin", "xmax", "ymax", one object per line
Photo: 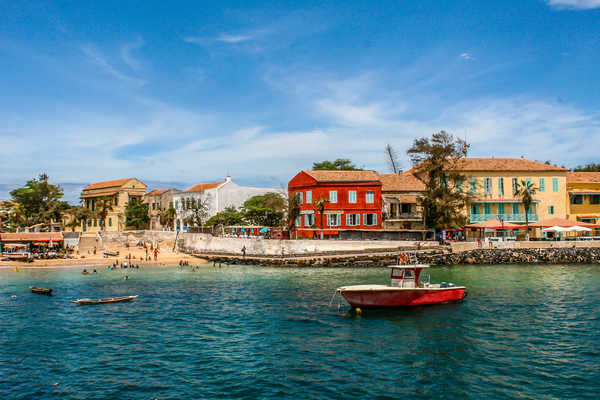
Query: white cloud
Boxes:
[
  {"xmin": 81, "ymin": 45, "xmax": 146, "ymax": 86},
  {"xmin": 216, "ymin": 34, "xmax": 252, "ymax": 43},
  {"xmin": 546, "ymin": 0, "xmax": 600, "ymax": 9},
  {"xmin": 183, "ymin": 33, "xmax": 254, "ymax": 45},
  {"xmin": 120, "ymin": 37, "xmax": 145, "ymax": 71},
  {"xmin": 460, "ymin": 52, "xmax": 474, "ymax": 60}
]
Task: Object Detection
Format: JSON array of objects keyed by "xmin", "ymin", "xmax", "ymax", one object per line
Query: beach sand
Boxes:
[{"xmin": 0, "ymin": 243, "xmax": 206, "ymax": 268}]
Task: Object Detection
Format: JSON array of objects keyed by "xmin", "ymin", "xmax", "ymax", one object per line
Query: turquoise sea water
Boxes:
[{"xmin": 0, "ymin": 264, "xmax": 598, "ymax": 399}]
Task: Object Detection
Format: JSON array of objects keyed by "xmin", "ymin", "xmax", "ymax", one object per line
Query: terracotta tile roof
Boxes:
[
  {"xmin": 378, "ymin": 173, "xmax": 425, "ymax": 192},
  {"xmin": 529, "ymin": 217, "xmax": 597, "ymax": 228},
  {"xmin": 184, "ymin": 182, "xmax": 225, "ymax": 192},
  {"xmin": 407, "ymin": 158, "xmax": 567, "ymax": 173},
  {"xmin": 303, "ymin": 170, "xmax": 380, "ymax": 182},
  {"xmin": 84, "ymin": 178, "xmax": 136, "ymax": 190},
  {"xmin": 567, "ymin": 172, "xmax": 600, "ymax": 183},
  {"xmin": 146, "ymin": 189, "xmax": 168, "ymax": 196},
  {"xmin": 81, "ymin": 191, "xmax": 117, "ymax": 198},
  {"xmin": 0, "ymin": 232, "xmax": 63, "ymax": 242}
]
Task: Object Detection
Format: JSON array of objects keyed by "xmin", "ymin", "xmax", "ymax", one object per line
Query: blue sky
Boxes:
[{"xmin": 1, "ymin": 0, "xmax": 600, "ymax": 203}]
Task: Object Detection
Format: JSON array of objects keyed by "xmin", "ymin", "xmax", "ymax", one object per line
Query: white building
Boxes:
[{"xmin": 172, "ymin": 176, "xmax": 278, "ymax": 231}]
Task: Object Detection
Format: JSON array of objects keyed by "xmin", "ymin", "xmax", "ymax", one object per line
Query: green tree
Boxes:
[
  {"xmin": 242, "ymin": 193, "xmax": 286, "ymax": 226},
  {"xmin": 159, "ymin": 206, "xmax": 176, "ymax": 229},
  {"xmin": 65, "ymin": 206, "xmax": 93, "ymax": 232},
  {"xmin": 312, "ymin": 197, "xmax": 329, "ymax": 240},
  {"xmin": 94, "ymin": 196, "xmax": 114, "ymax": 231},
  {"xmin": 516, "ymin": 180, "xmax": 538, "ymax": 240},
  {"xmin": 312, "ymin": 159, "xmax": 362, "ymax": 171},
  {"xmin": 573, "ymin": 163, "xmax": 600, "ymax": 172},
  {"xmin": 407, "ymin": 131, "xmax": 470, "ymax": 230},
  {"xmin": 8, "ymin": 203, "xmax": 27, "ymax": 231},
  {"xmin": 125, "ymin": 198, "xmax": 150, "ymax": 230},
  {"xmin": 205, "ymin": 206, "xmax": 245, "ymax": 227},
  {"xmin": 184, "ymin": 197, "xmax": 210, "ymax": 227},
  {"xmin": 9, "ymin": 174, "xmax": 70, "ymax": 230},
  {"xmin": 287, "ymin": 193, "xmax": 301, "ymax": 236}
]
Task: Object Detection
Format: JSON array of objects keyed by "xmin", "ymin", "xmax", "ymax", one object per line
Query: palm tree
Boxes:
[
  {"xmin": 65, "ymin": 206, "xmax": 92, "ymax": 232},
  {"xmin": 312, "ymin": 197, "xmax": 329, "ymax": 240},
  {"xmin": 516, "ymin": 180, "xmax": 538, "ymax": 240},
  {"xmin": 95, "ymin": 196, "xmax": 114, "ymax": 231},
  {"xmin": 287, "ymin": 193, "xmax": 301, "ymax": 238},
  {"xmin": 159, "ymin": 206, "xmax": 176, "ymax": 230}
]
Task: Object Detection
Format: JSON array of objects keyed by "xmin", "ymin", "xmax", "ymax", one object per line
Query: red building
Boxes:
[{"xmin": 288, "ymin": 170, "xmax": 383, "ymax": 239}]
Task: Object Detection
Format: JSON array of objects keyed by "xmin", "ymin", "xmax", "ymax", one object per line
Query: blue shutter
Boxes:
[
  {"xmin": 539, "ymin": 178, "xmax": 545, "ymax": 192},
  {"xmin": 512, "ymin": 204, "xmax": 519, "ymax": 214},
  {"xmin": 552, "ymin": 178, "xmax": 559, "ymax": 192}
]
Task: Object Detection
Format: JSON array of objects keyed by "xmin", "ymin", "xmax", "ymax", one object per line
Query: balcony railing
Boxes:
[
  {"xmin": 469, "ymin": 213, "xmax": 539, "ymax": 223},
  {"xmin": 386, "ymin": 213, "xmax": 422, "ymax": 221}
]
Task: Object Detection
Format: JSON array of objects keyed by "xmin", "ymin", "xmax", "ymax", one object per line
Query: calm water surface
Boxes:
[{"xmin": 0, "ymin": 264, "xmax": 598, "ymax": 399}]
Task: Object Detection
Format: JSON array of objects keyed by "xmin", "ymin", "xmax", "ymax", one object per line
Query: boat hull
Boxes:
[
  {"xmin": 339, "ymin": 287, "xmax": 466, "ymax": 308},
  {"xmin": 73, "ymin": 295, "xmax": 138, "ymax": 305}
]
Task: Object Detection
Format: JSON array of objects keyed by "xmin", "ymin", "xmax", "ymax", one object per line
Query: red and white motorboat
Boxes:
[{"xmin": 336, "ymin": 264, "xmax": 466, "ymax": 308}]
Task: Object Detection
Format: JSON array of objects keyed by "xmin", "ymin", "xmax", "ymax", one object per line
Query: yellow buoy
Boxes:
[
  {"xmin": 355, "ymin": 307, "xmax": 362, "ymax": 316},
  {"xmin": 13, "ymin": 267, "xmax": 19, "ymax": 272}
]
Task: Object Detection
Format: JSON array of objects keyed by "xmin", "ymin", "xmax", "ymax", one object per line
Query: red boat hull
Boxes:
[{"xmin": 340, "ymin": 287, "xmax": 466, "ymax": 308}]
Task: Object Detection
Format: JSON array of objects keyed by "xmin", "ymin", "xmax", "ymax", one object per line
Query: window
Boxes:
[
  {"xmin": 484, "ymin": 204, "xmax": 491, "ymax": 214},
  {"xmin": 471, "ymin": 204, "xmax": 479, "ymax": 214},
  {"xmin": 498, "ymin": 178, "xmax": 504, "ymax": 196},
  {"xmin": 484, "ymin": 178, "xmax": 492, "ymax": 195},
  {"xmin": 297, "ymin": 192, "xmax": 303, "ymax": 204},
  {"xmin": 498, "ymin": 203, "xmax": 505, "ymax": 214},
  {"xmin": 364, "ymin": 213, "xmax": 378, "ymax": 226},
  {"xmin": 108, "ymin": 217, "xmax": 112, "ymax": 227},
  {"xmin": 366, "ymin": 191, "xmax": 374, "ymax": 204},
  {"xmin": 306, "ymin": 191, "xmax": 312, "ymax": 204},
  {"xmin": 91, "ymin": 199, "xmax": 95, "ymax": 211},
  {"xmin": 456, "ymin": 179, "xmax": 463, "ymax": 192},
  {"xmin": 552, "ymin": 178, "xmax": 559, "ymax": 192},
  {"xmin": 539, "ymin": 178, "xmax": 545, "ymax": 192},
  {"xmin": 88, "ymin": 220, "xmax": 92, "ymax": 227},
  {"xmin": 591, "ymin": 195, "xmax": 600, "ymax": 205},
  {"xmin": 152, "ymin": 203, "xmax": 156, "ymax": 210},
  {"xmin": 295, "ymin": 216, "xmax": 302, "ymax": 227},
  {"xmin": 114, "ymin": 196, "xmax": 118, "ymax": 206},
  {"xmin": 470, "ymin": 178, "xmax": 477, "ymax": 194},
  {"xmin": 346, "ymin": 213, "xmax": 360, "ymax": 226},
  {"xmin": 571, "ymin": 195, "xmax": 583, "ymax": 205},
  {"xmin": 512, "ymin": 178, "xmax": 519, "ymax": 195},
  {"xmin": 348, "ymin": 190, "xmax": 357, "ymax": 204},
  {"xmin": 401, "ymin": 203, "xmax": 411, "ymax": 214},
  {"xmin": 329, "ymin": 190, "xmax": 338, "ymax": 203},
  {"xmin": 175, "ymin": 200, "xmax": 179, "ymax": 209},
  {"xmin": 305, "ymin": 214, "xmax": 315, "ymax": 226},
  {"xmin": 327, "ymin": 214, "xmax": 341, "ymax": 226},
  {"xmin": 548, "ymin": 205, "xmax": 554, "ymax": 215},
  {"xmin": 525, "ymin": 178, "xmax": 532, "ymax": 186},
  {"xmin": 93, "ymin": 219, "xmax": 97, "ymax": 227},
  {"xmin": 512, "ymin": 204, "xmax": 519, "ymax": 214}
]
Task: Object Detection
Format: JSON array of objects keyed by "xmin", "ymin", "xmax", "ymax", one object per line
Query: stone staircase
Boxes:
[{"xmin": 78, "ymin": 233, "xmax": 102, "ymax": 253}]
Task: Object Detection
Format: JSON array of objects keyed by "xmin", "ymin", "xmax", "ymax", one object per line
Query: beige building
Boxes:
[
  {"xmin": 454, "ymin": 158, "xmax": 568, "ymax": 227},
  {"xmin": 144, "ymin": 189, "xmax": 179, "ymax": 230},
  {"xmin": 566, "ymin": 172, "xmax": 600, "ymax": 226},
  {"xmin": 78, "ymin": 178, "xmax": 147, "ymax": 232},
  {"xmin": 378, "ymin": 172, "xmax": 430, "ymax": 240}
]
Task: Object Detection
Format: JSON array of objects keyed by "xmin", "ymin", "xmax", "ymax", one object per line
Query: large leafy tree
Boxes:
[
  {"xmin": 125, "ymin": 198, "xmax": 150, "ymax": 230},
  {"xmin": 158, "ymin": 206, "xmax": 177, "ymax": 229},
  {"xmin": 573, "ymin": 163, "xmax": 600, "ymax": 172},
  {"xmin": 516, "ymin": 180, "xmax": 538, "ymax": 240},
  {"xmin": 407, "ymin": 131, "xmax": 470, "ymax": 230},
  {"xmin": 65, "ymin": 206, "xmax": 93, "ymax": 232},
  {"xmin": 205, "ymin": 206, "xmax": 245, "ymax": 227},
  {"xmin": 312, "ymin": 159, "xmax": 362, "ymax": 171},
  {"xmin": 9, "ymin": 174, "xmax": 70, "ymax": 230},
  {"xmin": 242, "ymin": 193, "xmax": 286, "ymax": 226}
]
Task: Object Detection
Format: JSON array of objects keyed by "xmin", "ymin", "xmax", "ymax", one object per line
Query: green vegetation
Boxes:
[
  {"xmin": 312, "ymin": 159, "xmax": 362, "ymax": 170},
  {"xmin": 8, "ymin": 174, "xmax": 70, "ymax": 231},
  {"xmin": 125, "ymin": 198, "xmax": 150, "ymax": 230},
  {"xmin": 65, "ymin": 206, "xmax": 92, "ymax": 232},
  {"xmin": 242, "ymin": 192, "xmax": 286, "ymax": 226},
  {"xmin": 159, "ymin": 206, "xmax": 177, "ymax": 228},
  {"xmin": 407, "ymin": 131, "xmax": 470, "ymax": 230},
  {"xmin": 516, "ymin": 180, "xmax": 538, "ymax": 240},
  {"xmin": 183, "ymin": 197, "xmax": 210, "ymax": 228},
  {"xmin": 312, "ymin": 197, "xmax": 329, "ymax": 239},
  {"xmin": 205, "ymin": 206, "xmax": 245, "ymax": 227},
  {"xmin": 94, "ymin": 196, "xmax": 114, "ymax": 231},
  {"xmin": 573, "ymin": 163, "xmax": 600, "ymax": 172}
]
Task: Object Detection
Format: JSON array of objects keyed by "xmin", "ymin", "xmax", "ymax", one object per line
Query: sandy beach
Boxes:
[{"xmin": 0, "ymin": 243, "xmax": 206, "ymax": 268}]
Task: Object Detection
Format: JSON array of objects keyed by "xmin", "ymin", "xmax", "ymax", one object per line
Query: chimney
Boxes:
[{"xmin": 225, "ymin": 175, "xmax": 232, "ymax": 183}]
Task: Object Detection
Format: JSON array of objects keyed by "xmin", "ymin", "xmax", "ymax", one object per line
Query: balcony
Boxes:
[
  {"xmin": 469, "ymin": 213, "xmax": 539, "ymax": 223},
  {"xmin": 385, "ymin": 212, "xmax": 422, "ymax": 221}
]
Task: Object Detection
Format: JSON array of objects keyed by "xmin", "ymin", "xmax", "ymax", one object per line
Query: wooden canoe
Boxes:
[
  {"xmin": 72, "ymin": 295, "xmax": 138, "ymax": 305},
  {"xmin": 30, "ymin": 286, "xmax": 53, "ymax": 295}
]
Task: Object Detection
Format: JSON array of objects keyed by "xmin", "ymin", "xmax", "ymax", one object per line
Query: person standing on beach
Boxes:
[
  {"xmin": 242, "ymin": 245, "xmax": 246, "ymax": 258},
  {"xmin": 154, "ymin": 248, "xmax": 158, "ymax": 261}
]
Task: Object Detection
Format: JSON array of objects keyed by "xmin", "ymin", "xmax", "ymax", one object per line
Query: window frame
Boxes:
[
  {"xmin": 365, "ymin": 191, "xmax": 375, "ymax": 204},
  {"xmin": 329, "ymin": 190, "xmax": 338, "ymax": 203},
  {"xmin": 348, "ymin": 190, "xmax": 357, "ymax": 204}
]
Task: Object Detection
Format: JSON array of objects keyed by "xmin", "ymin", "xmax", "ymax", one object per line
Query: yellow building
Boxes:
[
  {"xmin": 566, "ymin": 172, "xmax": 600, "ymax": 225},
  {"xmin": 78, "ymin": 178, "xmax": 147, "ymax": 232},
  {"xmin": 454, "ymin": 158, "xmax": 568, "ymax": 230}
]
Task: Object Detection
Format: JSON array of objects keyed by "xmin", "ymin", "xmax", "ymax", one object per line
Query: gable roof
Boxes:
[
  {"xmin": 146, "ymin": 189, "xmax": 168, "ymax": 196},
  {"xmin": 84, "ymin": 178, "xmax": 137, "ymax": 191},
  {"xmin": 184, "ymin": 181, "xmax": 225, "ymax": 192},
  {"xmin": 378, "ymin": 173, "xmax": 425, "ymax": 192},
  {"xmin": 303, "ymin": 170, "xmax": 380, "ymax": 182},
  {"xmin": 452, "ymin": 158, "xmax": 568, "ymax": 172},
  {"xmin": 567, "ymin": 172, "xmax": 600, "ymax": 183}
]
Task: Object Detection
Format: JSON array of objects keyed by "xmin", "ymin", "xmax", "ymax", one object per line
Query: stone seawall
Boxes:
[{"xmin": 197, "ymin": 247, "xmax": 600, "ymax": 267}]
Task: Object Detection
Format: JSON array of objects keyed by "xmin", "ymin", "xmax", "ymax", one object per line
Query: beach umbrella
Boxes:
[
  {"xmin": 564, "ymin": 226, "xmax": 591, "ymax": 232},
  {"xmin": 542, "ymin": 226, "xmax": 570, "ymax": 233},
  {"xmin": 259, "ymin": 227, "xmax": 269, "ymax": 233}
]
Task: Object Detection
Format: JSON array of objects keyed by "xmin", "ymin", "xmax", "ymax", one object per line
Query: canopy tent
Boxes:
[
  {"xmin": 542, "ymin": 226, "xmax": 570, "ymax": 233},
  {"xmin": 564, "ymin": 226, "xmax": 592, "ymax": 232},
  {"xmin": 529, "ymin": 218, "xmax": 597, "ymax": 228},
  {"xmin": 464, "ymin": 219, "xmax": 524, "ymax": 230}
]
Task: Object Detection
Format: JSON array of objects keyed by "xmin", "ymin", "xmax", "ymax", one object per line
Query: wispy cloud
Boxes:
[
  {"xmin": 460, "ymin": 52, "xmax": 474, "ymax": 60},
  {"xmin": 546, "ymin": 0, "xmax": 600, "ymax": 9},
  {"xmin": 120, "ymin": 37, "xmax": 145, "ymax": 71},
  {"xmin": 216, "ymin": 34, "xmax": 253, "ymax": 43},
  {"xmin": 81, "ymin": 45, "xmax": 146, "ymax": 86},
  {"xmin": 183, "ymin": 33, "xmax": 254, "ymax": 45}
]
